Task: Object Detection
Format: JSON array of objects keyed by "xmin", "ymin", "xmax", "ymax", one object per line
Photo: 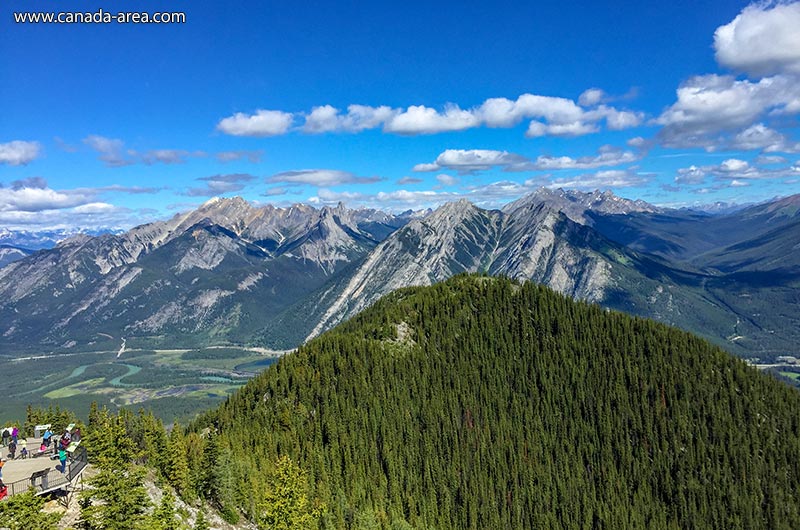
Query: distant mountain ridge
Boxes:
[{"xmin": 1, "ymin": 190, "xmax": 798, "ymax": 360}]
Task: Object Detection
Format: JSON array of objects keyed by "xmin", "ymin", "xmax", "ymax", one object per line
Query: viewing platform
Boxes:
[{"xmin": 1, "ymin": 438, "xmax": 87, "ymax": 501}]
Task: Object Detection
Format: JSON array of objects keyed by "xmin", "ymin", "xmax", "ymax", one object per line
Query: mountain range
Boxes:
[{"xmin": 0, "ymin": 189, "xmax": 798, "ymax": 360}]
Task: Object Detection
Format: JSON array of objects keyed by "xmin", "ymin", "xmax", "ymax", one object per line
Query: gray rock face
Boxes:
[
  {"xmin": 307, "ymin": 197, "xmax": 619, "ymax": 338},
  {"xmin": 0, "ymin": 246, "xmax": 30, "ymax": 268},
  {"xmin": 0, "ymin": 198, "xmax": 410, "ymax": 350},
  {"xmin": 4, "ymin": 189, "xmax": 794, "ymax": 358}
]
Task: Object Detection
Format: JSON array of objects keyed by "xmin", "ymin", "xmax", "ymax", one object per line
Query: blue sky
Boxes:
[{"xmin": 1, "ymin": 0, "xmax": 800, "ymax": 230}]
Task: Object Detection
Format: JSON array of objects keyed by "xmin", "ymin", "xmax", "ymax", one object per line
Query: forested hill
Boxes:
[{"xmin": 196, "ymin": 275, "xmax": 800, "ymax": 529}]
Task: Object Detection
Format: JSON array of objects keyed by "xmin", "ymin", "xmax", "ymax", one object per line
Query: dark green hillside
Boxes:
[{"xmin": 196, "ymin": 275, "xmax": 800, "ymax": 529}]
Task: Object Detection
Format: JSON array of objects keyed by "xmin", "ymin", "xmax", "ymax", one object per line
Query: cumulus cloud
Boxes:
[
  {"xmin": 548, "ymin": 169, "xmax": 650, "ymax": 190},
  {"xmin": 218, "ymin": 92, "xmax": 643, "ymax": 138},
  {"xmin": 578, "ymin": 88, "xmax": 606, "ymax": 107},
  {"xmin": 714, "ymin": 2, "xmax": 800, "ymax": 77},
  {"xmin": 303, "ymin": 104, "xmax": 396, "ymax": 133},
  {"xmin": 414, "ymin": 149, "xmax": 529, "ymax": 174},
  {"xmin": 267, "ymin": 169, "xmax": 382, "ymax": 186},
  {"xmin": 184, "ymin": 173, "xmax": 256, "ymax": 197},
  {"xmin": 216, "ymin": 150, "xmax": 264, "ymax": 163},
  {"xmin": 10, "ymin": 176, "xmax": 48, "ymax": 190},
  {"xmin": 414, "ymin": 146, "xmax": 639, "ymax": 175},
  {"xmin": 527, "ymin": 120, "xmax": 599, "ymax": 138},
  {"xmin": 383, "ymin": 105, "xmax": 480, "ymax": 135},
  {"xmin": 730, "ymin": 123, "xmax": 800, "ymax": 153},
  {"xmin": 675, "ymin": 166, "xmax": 708, "ymax": 185},
  {"xmin": 216, "ymin": 109, "xmax": 294, "ymax": 137},
  {"xmin": 0, "ymin": 185, "xmax": 94, "ymax": 212},
  {"xmin": 655, "ymin": 74, "xmax": 800, "ymax": 149},
  {"xmin": 524, "ymin": 146, "xmax": 639, "ymax": 171},
  {"xmin": 675, "ymin": 157, "xmax": 800, "ymax": 185},
  {"xmin": 436, "ymin": 174, "xmax": 459, "ymax": 186},
  {"xmin": 0, "ymin": 140, "xmax": 41, "ymax": 166}
]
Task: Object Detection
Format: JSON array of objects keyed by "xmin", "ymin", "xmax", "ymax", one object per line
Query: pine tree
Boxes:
[
  {"xmin": 165, "ymin": 423, "xmax": 190, "ymax": 495},
  {"xmin": 149, "ymin": 491, "xmax": 179, "ymax": 530},
  {"xmin": 193, "ymin": 510, "xmax": 211, "ymax": 530},
  {"xmin": 0, "ymin": 489, "xmax": 61, "ymax": 529},
  {"xmin": 80, "ymin": 407, "xmax": 151, "ymax": 530},
  {"xmin": 80, "ymin": 464, "xmax": 150, "ymax": 530},
  {"xmin": 257, "ymin": 455, "xmax": 322, "ymax": 530}
]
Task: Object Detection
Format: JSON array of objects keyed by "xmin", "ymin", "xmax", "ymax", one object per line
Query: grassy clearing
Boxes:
[{"xmin": 0, "ymin": 346, "xmax": 282, "ymax": 423}]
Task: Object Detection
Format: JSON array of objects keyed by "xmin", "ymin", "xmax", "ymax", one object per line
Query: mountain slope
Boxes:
[
  {"xmin": 197, "ymin": 275, "xmax": 800, "ymax": 529},
  {"xmin": 0, "ymin": 199, "xmax": 409, "ymax": 352},
  {"xmin": 1, "ymin": 191, "xmax": 798, "ymax": 359},
  {"xmin": 0, "ymin": 245, "xmax": 31, "ymax": 268},
  {"xmin": 303, "ymin": 198, "xmax": 749, "ymax": 357}
]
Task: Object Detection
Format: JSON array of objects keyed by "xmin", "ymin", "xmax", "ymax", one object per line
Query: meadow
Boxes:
[{"xmin": 0, "ymin": 346, "xmax": 284, "ymax": 424}]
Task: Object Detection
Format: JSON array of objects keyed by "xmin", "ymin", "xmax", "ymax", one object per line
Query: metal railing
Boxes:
[{"xmin": 4, "ymin": 445, "xmax": 88, "ymax": 497}]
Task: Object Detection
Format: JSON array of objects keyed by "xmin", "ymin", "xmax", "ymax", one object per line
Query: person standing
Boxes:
[
  {"xmin": 11, "ymin": 427, "xmax": 18, "ymax": 444},
  {"xmin": 43, "ymin": 427, "xmax": 52, "ymax": 447},
  {"xmin": 8, "ymin": 441, "xmax": 16, "ymax": 460},
  {"xmin": 59, "ymin": 448, "xmax": 68, "ymax": 474},
  {"xmin": 60, "ymin": 429, "xmax": 71, "ymax": 450}
]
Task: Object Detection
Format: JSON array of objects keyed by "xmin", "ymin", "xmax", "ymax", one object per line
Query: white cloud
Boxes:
[
  {"xmin": 414, "ymin": 146, "xmax": 638, "ymax": 175},
  {"xmin": 184, "ymin": 173, "xmax": 256, "ymax": 197},
  {"xmin": 714, "ymin": 2, "xmax": 800, "ymax": 77},
  {"xmin": 730, "ymin": 123, "xmax": 800, "ymax": 153},
  {"xmin": 578, "ymin": 88, "xmax": 606, "ymax": 107},
  {"xmin": 655, "ymin": 74, "xmax": 800, "ymax": 149},
  {"xmin": 548, "ymin": 169, "xmax": 649, "ymax": 190},
  {"xmin": 84, "ymin": 135, "xmax": 133, "ymax": 167},
  {"xmin": 303, "ymin": 104, "xmax": 396, "ymax": 133},
  {"xmin": 720, "ymin": 158, "xmax": 749, "ymax": 172},
  {"xmin": 141, "ymin": 149, "xmax": 192, "ymax": 165},
  {"xmin": 10, "ymin": 176, "xmax": 47, "ymax": 190},
  {"xmin": 479, "ymin": 94, "xmax": 585, "ymax": 127},
  {"xmin": 529, "ymin": 121, "xmax": 599, "ymax": 138},
  {"xmin": 262, "ymin": 186, "xmax": 291, "ymax": 197},
  {"xmin": 0, "ymin": 186, "xmax": 94, "ymax": 212},
  {"xmin": 216, "ymin": 150, "xmax": 264, "ymax": 163},
  {"xmin": 675, "ymin": 165, "xmax": 707, "ymax": 185},
  {"xmin": 675, "ymin": 158, "xmax": 800, "ymax": 185},
  {"xmin": 411, "ymin": 163, "xmax": 441, "ymax": 172},
  {"xmin": 414, "ymin": 149, "xmax": 529, "ymax": 174},
  {"xmin": 220, "ymin": 91, "xmax": 643, "ymax": 138},
  {"xmin": 267, "ymin": 169, "xmax": 382, "ymax": 186},
  {"xmin": 519, "ymin": 146, "xmax": 639, "ymax": 171},
  {"xmin": 598, "ymin": 106, "xmax": 644, "ymax": 130},
  {"xmin": 755, "ymin": 154, "xmax": 788, "ymax": 165},
  {"xmin": 84, "ymin": 136, "xmax": 204, "ymax": 166},
  {"xmin": 383, "ymin": 105, "xmax": 480, "ymax": 134},
  {"xmin": 397, "ymin": 176, "xmax": 423, "ymax": 185},
  {"xmin": 436, "ymin": 174, "xmax": 459, "ymax": 186},
  {"xmin": 72, "ymin": 202, "xmax": 118, "ymax": 214},
  {"xmin": 627, "ymin": 136, "xmax": 648, "ymax": 148},
  {"xmin": 216, "ymin": 109, "xmax": 294, "ymax": 137},
  {"xmin": 0, "ymin": 140, "xmax": 41, "ymax": 166}
]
